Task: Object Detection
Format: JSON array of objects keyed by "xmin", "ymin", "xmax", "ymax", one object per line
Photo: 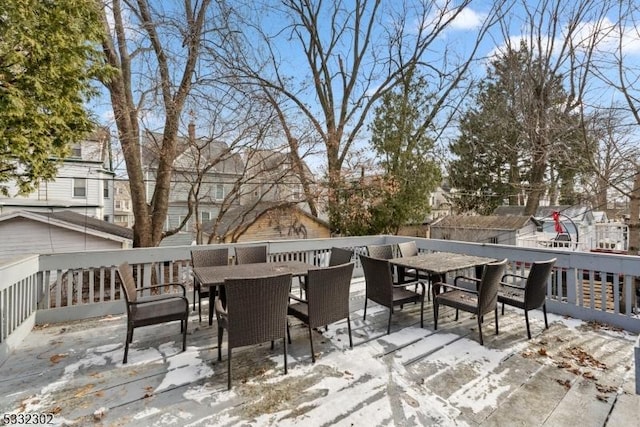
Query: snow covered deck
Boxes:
[{"xmin": 1, "ymin": 278, "xmax": 638, "ymax": 426}]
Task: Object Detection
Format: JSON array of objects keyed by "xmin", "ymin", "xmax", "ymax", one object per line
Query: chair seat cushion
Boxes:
[
  {"xmin": 498, "ymin": 289, "xmax": 525, "ymax": 309},
  {"xmin": 288, "ymin": 302, "xmax": 309, "ymax": 322},
  {"xmin": 437, "ymin": 290, "xmax": 479, "ymax": 313},
  {"xmin": 133, "ymin": 298, "xmax": 188, "ymax": 324},
  {"xmin": 392, "ymin": 287, "xmax": 422, "ymax": 305}
]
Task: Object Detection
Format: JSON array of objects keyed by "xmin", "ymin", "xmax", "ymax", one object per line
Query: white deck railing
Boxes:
[{"xmin": 2, "ymin": 235, "xmax": 640, "ymax": 365}]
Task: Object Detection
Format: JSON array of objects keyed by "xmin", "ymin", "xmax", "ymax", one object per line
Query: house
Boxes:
[
  {"xmin": 0, "ymin": 128, "xmax": 115, "ymax": 222},
  {"xmin": 0, "ymin": 210, "xmax": 132, "ymax": 262},
  {"xmin": 203, "ymin": 202, "xmax": 330, "ymax": 243},
  {"xmin": 113, "ymin": 180, "xmax": 134, "ymax": 228},
  {"xmin": 241, "ymin": 149, "xmax": 314, "ymax": 206},
  {"xmin": 140, "ymin": 126, "xmax": 244, "ymax": 238},
  {"xmin": 429, "ymin": 215, "xmax": 537, "ymax": 246}
]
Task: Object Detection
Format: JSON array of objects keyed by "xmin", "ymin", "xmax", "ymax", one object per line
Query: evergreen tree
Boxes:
[
  {"xmin": 0, "ymin": 0, "xmax": 107, "ymax": 195},
  {"xmin": 367, "ymin": 70, "xmax": 441, "ymax": 233}
]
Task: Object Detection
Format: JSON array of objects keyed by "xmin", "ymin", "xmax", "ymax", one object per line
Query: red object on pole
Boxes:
[{"xmin": 552, "ymin": 211, "xmax": 563, "ymax": 233}]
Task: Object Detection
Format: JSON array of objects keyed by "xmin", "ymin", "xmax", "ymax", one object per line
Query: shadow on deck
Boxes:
[{"xmin": 1, "ymin": 278, "xmax": 638, "ymax": 426}]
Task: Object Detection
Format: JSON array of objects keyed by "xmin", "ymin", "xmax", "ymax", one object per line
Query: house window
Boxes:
[
  {"xmin": 103, "ymin": 215, "xmax": 110, "ymax": 222},
  {"xmin": 215, "ymin": 184, "xmax": 224, "ymax": 200},
  {"xmin": 71, "ymin": 143, "xmax": 82, "ymax": 158},
  {"xmin": 103, "ymin": 181, "xmax": 110, "ymax": 198},
  {"xmin": 201, "ymin": 211, "xmax": 211, "ymax": 222},
  {"xmin": 488, "ymin": 236, "xmax": 499, "ymax": 244},
  {"xmin": 73, "ymin": 178, "xmax": 87, "ymax": 198}
]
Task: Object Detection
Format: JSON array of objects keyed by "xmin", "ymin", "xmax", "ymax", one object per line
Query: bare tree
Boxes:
[
  {"xmin": 97, "ymin": 0, "xmax": 212, "ymax": 247},
  {"xmin": 215, "ymin": 0, "xmax": 505, "ymax": 229}
]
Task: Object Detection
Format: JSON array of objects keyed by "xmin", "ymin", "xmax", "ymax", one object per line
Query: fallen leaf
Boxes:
[
  {"xmin": 582, "ymin": 371, "xmax": 596, "ymax": 380},
  {"xmin": 49, "ymin": 354, "xmax": 67, "ymax": 364},
  {"xmin": 556, "ymin": 379, "xmax": 571, "ymax": 390},
  {"xmin": 538, "ymin": 348, "xmax": 548, "ymax": 356},
  {"xmin": 73, "ymin": 384, "xmax": 95, "ymax": 398},
  {"xmin": 596, "ymin": 394, "xmax": 608, "ymax": 402}
]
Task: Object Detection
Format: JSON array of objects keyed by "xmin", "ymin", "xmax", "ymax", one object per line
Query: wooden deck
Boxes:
[{"xmin": 1, "ymin": 278, "xmax": 638, "ymax": 426}]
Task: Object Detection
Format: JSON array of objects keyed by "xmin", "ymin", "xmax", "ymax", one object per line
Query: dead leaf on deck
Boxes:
[
  {"xmin": 538, "ymin": 348, "xmax": 548, "ymax": 356},
  {"xmin": 595, "ymin": 383, "xmax": 617, "ymax": 393},
  {"xmin": 556, "ymin": 361, "xmax": 572, "ymax": 369},
  {"xmin": 49, "ymin": 406, "xmax": 62, "ymax": 415},
  {"xmin": 73, "ymin": 384, "xmax": 95, "ymax": 398},
  {"xmin": 556, "ymin": 379, "xmax": 571, "ymax": 390},
  {"xmin": 49, "ymin": 354, "xmax": 67, "ymax": 364},
  {"xmin": 582, "ymin": 371, "xmax": 597, "ymax": 380},
  {"xmin": 596, "ymin": 394, "xmax": 609, "ymax": 402}
]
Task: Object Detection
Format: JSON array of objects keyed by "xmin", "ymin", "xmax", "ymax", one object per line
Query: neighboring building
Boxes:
[
  {"xmin": 493, "ymin": 204, "xmax": 627, "ymax": 252},
  {"xmin": 113, "ymin": 180, "xmax": 134, "ymax": 228},
  {"xmin": 241, "ymin": 149, "xmax": 314, "ymax": 206},
  {"xmin": 203, "ymin": 202, "xmax": 330, "ymax": 243},
  {"xmin": 0, "ymin": 210, "xmax": 132, "ymax": 262},
  {"xmin": 140, "ymin": 127, "xmax": 244, "ymax": 239},
  {"xmin": 0, "ymin": 128, "xmax": 115, "ymax": 222},
  {"xmin": 430, "ymin": 215, "xmax": 537, "ymax": 246},
  {"xmin": 429, "ymin": 179, "xmax": 452, "ymax": 220}
]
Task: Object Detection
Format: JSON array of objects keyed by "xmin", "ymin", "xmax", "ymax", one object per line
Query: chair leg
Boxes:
[
  {"xmin": 387, "ymin": 308, "xmax": 392, "ymax": 335},
  {"xmin": 525, "ymin": 310, "xmax": 532, "ymax": 339},
  {"xmin": 217, "ymin": 327, "xmax": 223, "ymax": 361},
  {"xmin": 309, "ymin": 324, "xmax": 315, "ymax": 363},
  {"xmin": 227, "ymin": 347, "xmax": 232, "ymax": 390},
  {"xmin": 501, "ymin": 302, "xmax": 505, "ymax": 315},
  {"xmin": 287, "ymin": 321, "xmax": 291, "ymax": 344},
  {"xmin": 455, "ymin": 309, "xmax": 459, "ymax": 321},
  {"xmin": 420, "ymin": 297, "xmax": 424, "ymax": 328},
  {"xmin": 193, "ymin": 286, "xmax": 197, "ymax": 312},
  {"xmin": 283, "ymin": 335, "xmax": 288, "ymax": 375},
  {"xmin": 198, "ymin": 292, "xmax": 202, "ymax": 323},
  {"xmin": 271, "ymin": 340, "xmax": 275, "ymax": 350},
  {"xmin": 543, "ymin": 303, "xmax": 549, "ymax": 329},
  {"xmin": 363, "ymin": 298, "xmax": 368, "ymax": 320},
  {"xmin": 347, "ymin": 315, "xmax": 353, "ymax": 349},
  {"xmin": 123, "ymin": 327, "xmax": 132, "ymax": 364},
  {"xmin": 477, "ymin": 317, "xmax": 484, "ymax": 346},
  {"xmin": 433, "ymin": 301, "xmax": 439, "ymax": 330},
  {"xmin": 182, "ymin": 315, "xmax": 188, "ymax": 351},
  {"xmin": 494, "ymin": 307, "xmax": 499, "ymax": 335},
  {"xmin": 209, "ymin": 294, "xmax": 214, "ymax": 326}
]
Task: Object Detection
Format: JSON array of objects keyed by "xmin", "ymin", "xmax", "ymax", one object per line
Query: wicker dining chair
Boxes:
[
  {"xmin": 328, "ymin": 247, "xmax": 354, "ymax": 266},
  {"xmin": 116, "ymin": 262, "xmax": 189, "ymax": 364},
  {"xmin": 360, "ymin": 254, "xmax": 425, "ymax": 334},
  {"xmin": 498, "ymin": 258, "xmax": 556, "ymax": 339},
  {"xmin": 215, "ymin": 273, "xmax": 292, "ymax": 390},
  {"xmin": 234, "ymin": 245, "xmax": 268, "ymax": 265},
  {"xmin": 366, "ymin": 244, "xmax": 395, "ymax": 260},
  {"xmin": 191, "ymin": 247, "xmax": 229, "ymax": 325},
  {"xmin": 396, "ymin": 241, "xmax": 432, "ymax": 299},
  {"xmin": 287, "ymin": 262, "xmax": 355, "ymax": 363},
  {"xmin": 433, "ymin": 258, "xmax": 508, "ymax": 346}
]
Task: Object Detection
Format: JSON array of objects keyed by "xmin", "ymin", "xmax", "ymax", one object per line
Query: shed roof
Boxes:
[{"xmin": 431, "ymin": 215, "xmax": 534, "ymax": 231}]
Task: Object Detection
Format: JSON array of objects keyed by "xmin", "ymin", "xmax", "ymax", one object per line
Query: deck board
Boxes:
[{"xmin": 0, "ymin": 278, "xmax": 638, "ymax": 426}]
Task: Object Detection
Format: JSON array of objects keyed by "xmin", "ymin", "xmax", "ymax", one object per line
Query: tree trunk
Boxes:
[{"xmin": 628, "ymin": 164, "xmax": 640, "ymax": 254}]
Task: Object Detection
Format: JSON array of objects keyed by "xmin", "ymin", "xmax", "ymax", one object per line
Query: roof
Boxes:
[
  {"xmin": 0, "ymin": 210, "xmax": 133, "ymax": 241},
  {"xmin": 203, "ymin": 202, "xmax": 328, "ymax": 238},
  {"xmin": 431, "ymin": 215, "xmax": 535, "ymax": 231},
  {"xmin": 494, "ymin": 205, "xmax": 594, "ymax": 222}
]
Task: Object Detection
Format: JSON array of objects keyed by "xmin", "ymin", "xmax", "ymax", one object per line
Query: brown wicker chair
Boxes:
[
  {"xmin": 433, "ymin": 258, "xmax": 508, "ymax": 346},
  {"xmin": 191, "ymin": 247, "xmax": 229, "ymax": 325},
  {"xmin": 328, "ymin": 247, "xmax": 354, "ymax": 266},
  {"xmin": 116, "ymin": 262, "xmax": 189, "ymax": 364},
  {"xmin": 234, "ymin": 245, "xmax": 268, "ymax": 264},
  {"xmin": 498, "ymin": 258, "xmax": 556, "ymax": 339},
  {"xmin": 360, "ymin": 254, "xmax": 425, "ymax": 334},
  {"xmin": 366, "ymin": 244, "xmax": 395, "ymax": 260},
  {"xmin": 287, "ymin": 262, "xmax": 355, "ymax": 363},
  {"xmin": 215, "ymin": 273, "xmax": 292, "ymax": 389},
  {"xmin": 397, "ymin": 241, "xmax": 432, "ymax": 299}
]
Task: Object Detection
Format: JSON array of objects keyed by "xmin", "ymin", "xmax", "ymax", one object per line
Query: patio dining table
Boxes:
[
  {"xmin": 388, "ymin": 252, "xmax": 498, "ymax": 295},
  {"xmin": 193, "ymin": 261, "xmax": 312, "ymax": 325}
]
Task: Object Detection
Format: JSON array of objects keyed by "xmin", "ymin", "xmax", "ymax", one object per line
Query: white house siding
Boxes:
[{"xmin": 0, "ymin": 217, "xmax": 122, "ymax": 262}]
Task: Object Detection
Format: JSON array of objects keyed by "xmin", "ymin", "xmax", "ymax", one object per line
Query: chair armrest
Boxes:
[
  {"xmin": 137, "ymin": 283, "xmax": 186, "ymax": 297},
  {"xmin": 288, "ymin": 293, "xmax": 308, "ymax": 304},
  {"xmin": 434, "ymin": 283, "xmax": 478, "ymax": 295},
  {"xmin": 499, "ymin": 282, "xmax": 525, "ymax": 290},
  {"xmin": 501, "ymin": 273, "xmax": 527, "ymax": 281},
  {"xmin": 454, "ymin": 275, "xmax": 481, "ymax": 287},
  {"xmin": 215, "ymin": 297, "xmax": 227, "ymax": 315},
  {"xmin": 393, "ymin": 280, "xmax": 426, "ymax": 294}
]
